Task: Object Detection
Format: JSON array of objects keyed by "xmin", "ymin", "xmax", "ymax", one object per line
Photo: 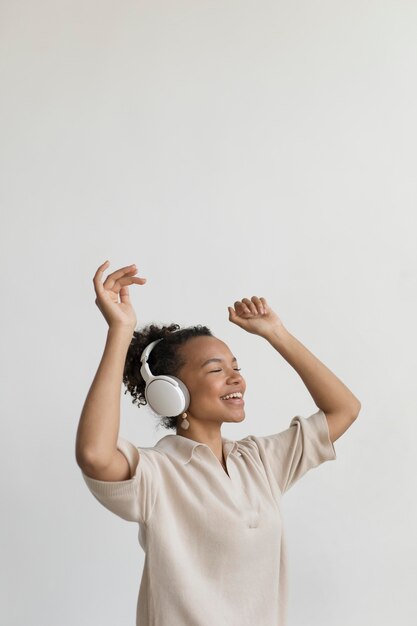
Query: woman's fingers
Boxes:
[
  {"xmin": 241, "ymin": 298, "xmax": 258, "ymax": 315},
  {"xmin": 234, "ymin": 301, "xmax": 251, "ymax": 317},
  {"xmin": 119, "ymin": 285, "xmax": 131, "ymax": 304},
  {"xmin": 250, "ymin": 296, "xmax": 266, "ymax": 315},
  {"xmin": 234, "ymin": 296, "xmax": 265, "ymax": 316},
  {"xmin": 106, "ymin": 274, "xmax": 147, "ymax": 294},
  {"xmin": 103, "ymin": 265, "xmax": 139, "ymax": 289},
  {"xmin": 105, "ymin": 263, "xmax": 138, "ymax": 282},
  {"xmin": 114, "ymin": 275, "xmax": 147, "ymax": 288},
  {"xmin": 93, "ymin": 261, "xmax": 147, "ymax": 298},
  {"xmin": 93, "ymin": 260, "xmax": 110, "ymax": 297},
  {"xmin": 259, "ymin": 297, "xmax": 268, "ymax": 314},
  {"xmin": 103, "ymin": 264, "xmax": 147, "ymax": 289}
]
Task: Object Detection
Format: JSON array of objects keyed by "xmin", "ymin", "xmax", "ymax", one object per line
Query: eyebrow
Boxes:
[{"xmin": 200, "ymin": 357, "xmax": 237, "ymax": 368}]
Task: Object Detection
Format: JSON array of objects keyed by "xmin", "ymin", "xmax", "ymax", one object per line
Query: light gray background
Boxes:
[{"xmin": 1, "ymin": 1, "xmax": 416, "ymax": 625}]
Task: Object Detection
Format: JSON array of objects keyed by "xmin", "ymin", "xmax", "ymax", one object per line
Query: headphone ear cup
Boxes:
[
  {"xmin": 145, "ymin": 375, "xmax": 190, "ymax": 417},
  {"xmin": 169, "ymin": 376, "xmax": 190, "ymax": 410}
]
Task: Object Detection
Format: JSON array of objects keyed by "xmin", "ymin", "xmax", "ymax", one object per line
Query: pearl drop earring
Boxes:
[{"xmin": 181, "ymin": 412, "xmax": 190, "ymax": 430}]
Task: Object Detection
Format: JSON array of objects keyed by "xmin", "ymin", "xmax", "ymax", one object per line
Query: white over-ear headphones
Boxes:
[{"xmin": 139, "ymin": 336, "xmax": 190, "ymax": 417}]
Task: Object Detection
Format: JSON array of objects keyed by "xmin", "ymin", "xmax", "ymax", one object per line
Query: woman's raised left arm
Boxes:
[{"xmin": 228, "ymin": 296, "xmax": 361, "ymax": 443}]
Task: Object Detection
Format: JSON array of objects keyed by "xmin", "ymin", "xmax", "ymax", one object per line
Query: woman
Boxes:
[{"xmin": 76, "ymin": 261, "xmax": 361, "ymax": 626}]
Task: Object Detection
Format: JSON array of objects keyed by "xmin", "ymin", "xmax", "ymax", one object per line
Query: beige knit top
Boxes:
[{"xmin": 81, "ymin": 408, "xmax": 336, "ymax": 626}]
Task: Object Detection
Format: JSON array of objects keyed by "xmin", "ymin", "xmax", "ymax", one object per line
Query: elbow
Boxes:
[
  {"xmin": 351, "ymin": 400, "xmax": 362, "ymax": 419},
  {"xmin": 76, "ymin": 447, "xmax": 105, "ymax": 472},
  {"xmin": 75, "ymin": 448, "xmax": 93, "ymax": 471}
]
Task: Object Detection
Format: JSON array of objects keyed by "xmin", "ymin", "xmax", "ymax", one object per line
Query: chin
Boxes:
[{"xmin": 226, "ymin": 413, "xmax": 246, "ymax": 422}]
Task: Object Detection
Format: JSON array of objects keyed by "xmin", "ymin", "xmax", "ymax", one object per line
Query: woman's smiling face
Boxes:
[{"xmin": 176, "ymin": 335, "xmax": 246, "ymax": 426}]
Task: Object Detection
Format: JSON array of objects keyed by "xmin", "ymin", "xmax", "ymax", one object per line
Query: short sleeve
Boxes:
[
  {"xmin": 246, "ymin": 408, "xmax": 336, "ymax": 495},
  {"xmin": 80, "ymin": 436, "xmax": 156, "ymax": 524}
]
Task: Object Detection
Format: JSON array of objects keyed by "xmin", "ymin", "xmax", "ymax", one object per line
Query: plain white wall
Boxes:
[{"xmin": 1, "ymin": 1, "xmax": 416, "ymax": 624}]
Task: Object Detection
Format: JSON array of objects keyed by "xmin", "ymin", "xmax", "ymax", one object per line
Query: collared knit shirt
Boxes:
[{"xmin": 81, "ymin": 408, "xmax": 336, "ymax": 626}]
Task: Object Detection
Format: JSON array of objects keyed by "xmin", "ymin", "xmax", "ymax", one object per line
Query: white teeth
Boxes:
[{"xmin": 221, "ymin": 392, "xmax": 242, "ymax": 400}]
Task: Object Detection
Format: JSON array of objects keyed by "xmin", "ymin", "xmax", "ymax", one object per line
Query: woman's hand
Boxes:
[
  {"xmin": 93, "ymin": 261, "xmax": 147, "ymax": 331},
  {"xmin": 228, "ymin": 296, "xmax": 286, "ymax": 338}
]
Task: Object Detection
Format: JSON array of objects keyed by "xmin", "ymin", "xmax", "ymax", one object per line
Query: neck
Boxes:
[{"xmin": 176, "ymin": 418, "xmax": 225, "ymax": 465}]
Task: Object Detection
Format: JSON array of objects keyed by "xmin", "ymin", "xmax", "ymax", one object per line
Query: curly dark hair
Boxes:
[{"xmin": 123, "ymin": 322, "xmax": 213, "ymax": 431}]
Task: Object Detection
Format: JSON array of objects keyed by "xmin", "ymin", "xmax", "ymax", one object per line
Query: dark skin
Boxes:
[
  {"xmin": 89, "ymin": 261, "xmax": 287, "ymax": 473},
  {"xmin": 173, "ymin": 296, "xmax": 283, "ymax": 472},
  {"xmin": 89, "ymin": 261, "xmax": 360, "ymax": 481},
  {"xmin": 175, "ymin": 335, "xmax": 247, "ymax": 472}
]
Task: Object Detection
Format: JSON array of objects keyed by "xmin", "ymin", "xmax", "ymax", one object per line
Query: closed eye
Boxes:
[{"xmin": 210, "ymin": 368, "xmax": 241, "ymax": 372}]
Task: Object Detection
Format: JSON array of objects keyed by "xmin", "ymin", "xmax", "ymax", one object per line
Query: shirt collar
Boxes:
[{"xmin": 155, "ymin": 434, "xmax": 239, "ymax": 465}]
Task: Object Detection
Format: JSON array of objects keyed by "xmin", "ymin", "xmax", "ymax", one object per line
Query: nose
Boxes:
[{"xmin": 228, "ymin": 369, "xmax": 243, "ymax": 383}]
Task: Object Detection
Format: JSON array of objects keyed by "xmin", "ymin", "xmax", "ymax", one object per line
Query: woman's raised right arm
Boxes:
[
  {"xmin": 75, "ymin": 326, "xmax": 135, "ymax": 479},
  {"xmin": 75, "ymin": 261, "xmax": 147, "ymax": 481}
]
